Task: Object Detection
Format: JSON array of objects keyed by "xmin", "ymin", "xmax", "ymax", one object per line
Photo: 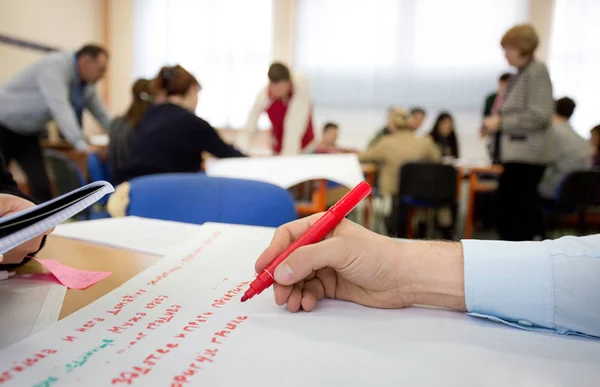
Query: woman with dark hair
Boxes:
[
  {"xmin": 429, "ymin": 112, "xmax": 459, "ymax": 159},
  {"xmin": 115, "ymin": 65, "xmax": 244, "ymax": 184},
  {"xmin": 108, "ymin": 78, "xmax": 155, "ymax": 178}
]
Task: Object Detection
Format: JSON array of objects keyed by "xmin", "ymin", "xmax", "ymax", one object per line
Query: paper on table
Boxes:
[
  {"xmin": 0, "ymin": 276, "xmax": 66, "ymax": 349},
  {"xmin": 53, "ymin": 217, "xmax": 204, "ymax": 256},
  {"xmin": 35, "ymin": 259, "xmax": 111, "ymax": 289},
  {"xmin": 205, "ymin": 154, "xmax": 365, "ymax": 189},
  {"xmin": 0, "ymin": 223, "xmax": 598, "ymax": 386}
]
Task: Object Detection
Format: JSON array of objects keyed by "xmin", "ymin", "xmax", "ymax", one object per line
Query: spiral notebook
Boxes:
[{"xmin": 0, "ymin": 181, "xmax": 114, "ymax": 255}]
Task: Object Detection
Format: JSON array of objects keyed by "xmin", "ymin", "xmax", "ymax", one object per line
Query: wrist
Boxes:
[{"xmin": 406, "ymin": 241, "xmax": 466, "ymax": 311}]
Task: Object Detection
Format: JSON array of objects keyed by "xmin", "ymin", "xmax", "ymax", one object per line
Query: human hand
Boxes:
[
  {"xmin": 255, "ymin": 215, "xmax": 466, "ymax": 312},
  {"xmin": 483, "ymin": 115, "xmax": 500, "ymax": 133},
  {"xmin": 0, "ymin": 194, "xmax": 54, "ymax": 264}
]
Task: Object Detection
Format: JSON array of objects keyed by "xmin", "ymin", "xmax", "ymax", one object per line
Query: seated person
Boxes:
[
  {"xmin": 429, "ymin": 111, "xmax": 460, "ymax": 159},
  {"xmin": 368, "ymin": 106, "xmax": 426, "ymax": 148},
  {"xmin": 314, "ymin": 122, "xmax": 354, "ymax": 154},
  {"xmin": 0, "ymin": 153, "xmax": 52, "ymax": 267},
  {"xmin": 538, "ymin": 97, "xmax": 591, "ymax": 200},
  {"xmin": 358, "ymin": 108, "xmax": 449, "ymax": 237},
  {"xmin": 116, "ymin": 65, "xmax": 245, "ymax": 184},
  {"xmin": 368, "ymin": 106, "xmax": 398, "ymax": 148},
  {"xmin": 108, "ymin": 79, "xmax": 156, "ymax": 179},
  {"xmin": 591, "ymin": 124, "xmax": 600, "ymax": 167}
]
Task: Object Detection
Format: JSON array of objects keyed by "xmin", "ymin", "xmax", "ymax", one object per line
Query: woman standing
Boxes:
[
  {"xmin": 482, "ymin": 24, "xmax": 553, "ymax": 241},
  {"xmin": 429, "ymin": 112, "xmax": 460, "ymax": 159}
]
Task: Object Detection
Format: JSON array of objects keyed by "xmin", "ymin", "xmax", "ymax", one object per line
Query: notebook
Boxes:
[{"xmin": 0, "ymin": 181, "xmax": 114, "ymax": 255}]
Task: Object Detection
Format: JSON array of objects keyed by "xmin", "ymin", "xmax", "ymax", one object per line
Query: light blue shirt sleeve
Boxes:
[{"xmin": 462, "ymin": 235, "xmax": 600, "ymax": 338}]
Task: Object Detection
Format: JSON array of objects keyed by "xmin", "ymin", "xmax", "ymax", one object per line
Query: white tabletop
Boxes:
[{"xmin": 205, "ymin": 154, "xmax": 365, "ymax": 188}]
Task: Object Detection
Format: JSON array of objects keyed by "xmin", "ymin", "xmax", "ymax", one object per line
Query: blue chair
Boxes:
[
  {"xmin": 126, "ymin": 174, "xmax": 298, "ymax": 227},
  {"xmin": 87, "ymin": 152, "xmax": 112, "ymax": 183}
]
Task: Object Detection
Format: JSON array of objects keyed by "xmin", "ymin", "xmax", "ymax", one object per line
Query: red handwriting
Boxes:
[
  {"xmin": 170, "ymin": 316, "xmax": 248, "ymax": 386},
  {"xmin": 146, "ymin": 232, "xmax": 221, "ymax": 286},
  {"xmin": 0, "ymin": 349, "xmax": 57, "ymax": 384},
  {"xmin": 210, "ymin": 316, "xmax": 248, "ymax": 345},
  {"xmin": 75, "ymin": 317, "xmax": 105, "ymax": 333},
  {"xmin": 144, "ymin": 295, "xmax": 169, "ymax": 310},
  {"xmin": 146, "ymin": 305, "xmax": 181, "ymax": 331},
  {"xmin": 211, "ymin": 281, "xmax": 251, "ymax": 309},
  {"xmin": 106, "ymin": 289, "xmax": 147, "ymax": 316},
  {"xmin": 170, "ymin": 350, "xmax": 219, "ymax": 387},
  {"xmin": 116, "ymin": 332, "xmax": 148, "ymax": 355},
  {"xmin": 179, "ymin": 312, "xmax": 214, "ymax": 336},
  {"xmin": 107, "ymin": 312, "xmax": 147, "ymax": 334},
  {"xmin": 111, "ymin": 343, "xmax": 179, "ymax": 385}
]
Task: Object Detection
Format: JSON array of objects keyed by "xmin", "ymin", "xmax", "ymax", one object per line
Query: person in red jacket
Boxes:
[{"xmin": 239, "ymin": 63, "xmax": 315, "ymax": 155}]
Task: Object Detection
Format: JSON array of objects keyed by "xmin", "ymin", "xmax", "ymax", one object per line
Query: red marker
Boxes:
[{"xmin": 241, "ymin": 181, "xmax": 371, "ymax": 302}]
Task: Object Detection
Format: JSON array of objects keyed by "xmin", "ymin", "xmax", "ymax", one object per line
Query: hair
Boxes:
[
  {"xmin": 76, "ymin": 44, "xmax": 109, "ymax": 59},
  {"xmin": 429, "ymin": 111, "xmax": 459, "ymax": 158},
  {"xmin": 123, "ymin": 79, "xmax": 154, "ymax": 129},
  {"xmin": 555, "ymin": 97, "xmax": 576, "ymax": 119},
  {"xmin": 591, "ymin": 124, "xmax": 600, "ymax": 137},
  {"xmin": 390, "ymin": 108, "xmax": 410, "ymax": 129},
  {"xmin": 501, "ymin": 24, "xmax": 539, "ymax": 56},
  {"xmin": 268, "ymin": 62, "xmax": 291, "ymax": 83},
  {"xmin": 410, "ymin": 107, "xmax": 426, "ymax": 116},
  {"xmin": 323, "ymin": 122, "xmax": 339, "ymax": 133},
  {"xmin": 152, "ymin": 65, "xmax": 200, "ymax": 97},
  {"xmin": 499, "ymin": 73, "xmax": 511, "ymax": 82}
]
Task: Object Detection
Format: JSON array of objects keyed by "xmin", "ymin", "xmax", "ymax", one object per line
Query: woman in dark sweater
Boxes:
[
  {"xmin": 429, "ymin": 112, "xmax": 459, "ymax": 159},
  {"xmin": 116, "ymin": 65, "xmax": 244, "ymax": 184}
]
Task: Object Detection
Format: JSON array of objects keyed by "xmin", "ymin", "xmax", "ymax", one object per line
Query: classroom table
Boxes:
[
  {"xmin": 17, "ymin": 236, "xmax": 160, "ymax": 320},
  {"xmin": 457, "ymin": 164, "xmax": 503, "ymax": 239}
]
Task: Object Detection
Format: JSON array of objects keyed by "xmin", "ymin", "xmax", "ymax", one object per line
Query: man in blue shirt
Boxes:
[
  {"xmin": 0, "ymin": 44, "xmax": 111, "ymax": 202},
  {"xmin": 255, "ymin": 215, "xmax": 600, "ymax": 339}
]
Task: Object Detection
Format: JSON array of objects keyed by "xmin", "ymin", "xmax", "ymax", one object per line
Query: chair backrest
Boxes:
[
  {"xmin": 126, "ymin": 174, "xmax": 298, "ymax": 227},
  {"xmin": 398, "ymin": 162, "xmax": 457, "ymax": 204},
  {"xmin": 44, "ymin": 150, "xmax": 85, "ymax": 196},
  {"xmin": 557, "ymin": 170, "xmax": 600, "ymax": 208},
  {"xmin": 87, "ymin": 152, "xmax": 111, "ymax": 183}
]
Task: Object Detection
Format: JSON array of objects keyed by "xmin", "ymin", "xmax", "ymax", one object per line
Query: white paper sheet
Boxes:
[
  {"xmin": 0, "ymin": 223, "xmax": 598, "ymax": 386},
  {"xmin": 89, "ymin": 135, "xmax": 109, "ymax": 147},
  {"xmin": 0, "ymin": 277, "xmax": 66, "ymax": 349},
  {"xmin": 54, "ymin": 217, "xmax": 204, "ymax": 256},
  {"xmin": 205, "ymin": 154, "xmax": 365, "ymax": 188}
]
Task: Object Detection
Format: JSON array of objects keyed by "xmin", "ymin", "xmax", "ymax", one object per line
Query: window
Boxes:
[
  {"xmin": 294, "ymin": 0, "xmax": 529, "ymax": 110},
  {"xmin": 549, "ymin": 0, "xmax": 600, "ymax": 137},
  {"xmin": 133, "ymin": 0, "xmax": 273, "ymax": 129}
]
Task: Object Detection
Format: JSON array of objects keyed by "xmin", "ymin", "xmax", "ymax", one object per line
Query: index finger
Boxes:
[{"xmin": 255, "ymin": 213, "xmax": 324, "ymax": 273}]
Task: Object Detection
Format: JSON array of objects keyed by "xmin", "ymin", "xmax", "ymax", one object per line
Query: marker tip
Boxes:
[{"xmin": 240, "ymin": 295, "xmax": 248, "ymax": 302}]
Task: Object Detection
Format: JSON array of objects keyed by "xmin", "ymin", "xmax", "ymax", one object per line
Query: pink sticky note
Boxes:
[{"xmin": 34, "ymin": 259, "xmax": 111, "ymax": 290}]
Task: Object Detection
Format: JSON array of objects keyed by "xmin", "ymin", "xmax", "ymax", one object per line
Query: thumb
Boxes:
[{"xmin": 273, "ymin": 238, "xmax": 346, "ymax": 285}]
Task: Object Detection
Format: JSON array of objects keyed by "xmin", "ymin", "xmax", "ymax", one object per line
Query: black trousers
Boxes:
[
  {"xmin": 0, "ymin": 124, "xmax": 52, "ymax": 203},
  {"xmin": 496, "ymin": 162, "xmax": 546, "ymax": 241}
]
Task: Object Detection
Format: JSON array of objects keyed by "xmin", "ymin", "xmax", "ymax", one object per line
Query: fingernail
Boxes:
[{"xmin": 274, "ymin": 263, "xmax": 294, "ymax": 283}]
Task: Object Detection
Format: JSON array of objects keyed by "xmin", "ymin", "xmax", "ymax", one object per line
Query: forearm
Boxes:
[{"xmin": 404, "ymin": 241, "xmax": 466, "ymax": 311}]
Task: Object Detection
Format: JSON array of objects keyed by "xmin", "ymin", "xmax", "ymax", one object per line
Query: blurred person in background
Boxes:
[
  {"xmin": 315, "ymin": 122, "xmax": 355, "ymax": 154},
  {"xmin": 368, "ymin": 106, "xmax": 400, "ymax": 148},
  {"xmin": 482, "ymin": 73, "xmax": 511, "ymax": 164},
  {"xmin": 538, "ymin": 97, "xmax": 590, "ymax": 201},
  {"xmin": 239, "ymin": 62, "xmax": 315, "ymax": 156},
  {"xmin": 407, "ymin": 107, "xmax": 427, "ymax": 131},
  {"xmin": 0, "ymin": 44, "xmax": 111, "ymax": 202},
  {"xmin": 481, "ymin": 24, "xmax": 554, "ymax": 241},
  {"xmin": 429, "ymin": 112, "xmax": 460, "ymax": 159},
  {"xmin": 115, "ymin": 65, "xmax": 244, "ymax": 185},
  {"xmin": 108, "ymin": 79, "xmax": 157, "ymax": 179}
]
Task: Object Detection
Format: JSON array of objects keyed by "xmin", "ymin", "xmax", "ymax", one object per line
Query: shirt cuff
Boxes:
[{"xmin": 462, "ymin": 239, "xmax": 554, "ymax": 330}]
